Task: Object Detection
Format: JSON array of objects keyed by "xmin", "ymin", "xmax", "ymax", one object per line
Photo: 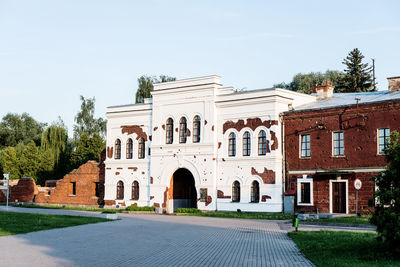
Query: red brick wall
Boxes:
[
  {"xmin": 35, "ymin": 161, "xmax": 103, "ymax": 205},
  {"xmin": 0, "ymin": 178, "xmax": 38, "ymax": 202},
  {"xmin": 287, "ymin": 172, "xmax": 375, "ymax": 214},
  {"xmin": 284, "ymin": 101, "xmax": 400, "ymax": 170},
  {"xmin": 283, "ymin": 100, "xmax": 400, "ymax": 214}
]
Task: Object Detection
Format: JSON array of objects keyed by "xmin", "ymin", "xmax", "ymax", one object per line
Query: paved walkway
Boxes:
[{"xmin": 0, "ymin": 207, "xmax": 313, "ymax": 267}]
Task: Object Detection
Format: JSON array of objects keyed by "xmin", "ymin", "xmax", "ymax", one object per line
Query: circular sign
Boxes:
[{"xmin": 354, "ymin": 179, "xmax": 362, "ymax": 190}]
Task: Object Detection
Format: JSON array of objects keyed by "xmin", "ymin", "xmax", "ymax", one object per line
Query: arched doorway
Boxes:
[{"xmin": 172, "ymin": 168, "xmax": 197, "ymax": 211}]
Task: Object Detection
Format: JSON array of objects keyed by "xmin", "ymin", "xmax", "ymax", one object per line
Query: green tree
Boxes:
[
  {"xmin": 274, "ymin": 70, "xmax": 346, "ymax": 94},
  {"xmin": 0, "ymin": 113, "xmax": 46, "ymax": 149},
  {"xmin": 342, "ymin": 48, "xmax": 374, "ymax": 92},
  {"xmin": 135, "ymin": 75, "xmax": 176, "ymax": 103},
  {"xmin": 70, "ymin": 133, "xmax": 105, "ymax": 169},
  {"xmin": 371, "ymin": 131, "xmax": 400, "ymax": 251},
  {"xmin": 41, "ymin": 120, "xmax": 69, "ymax": 165},
  {"xmin": 19, "ymin": 141, "xmax": 40, "ymax": 180},
  {"xmin": 37, "ymin": 149, "xmax": 56, "ymax": 185},
  {"xmin": 0, "ymin": 147, "xmax": 20, "ymax": 179},
  {"xmin": 73, "ymin": 96, "xmax": 106, "ymax": 141}
]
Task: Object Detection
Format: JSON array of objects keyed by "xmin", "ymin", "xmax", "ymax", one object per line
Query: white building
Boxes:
[{"xmin": 104, "ymin": 76, "xmax": 315, "ymax": 213}]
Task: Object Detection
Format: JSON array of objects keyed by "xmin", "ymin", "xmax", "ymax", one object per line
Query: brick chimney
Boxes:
[
  {"xmin": 315, "ymin": 80, "xmax": 334, "ymax": 100},
  {"xmin": 388, "ymin": 76, "xmax": 400, "ymax": 92}
]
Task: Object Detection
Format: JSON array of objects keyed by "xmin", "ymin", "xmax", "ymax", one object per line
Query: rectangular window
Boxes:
[
  {"xmin": 70, "ymin": 182, "xmax": 76, "ymax": 196},
  {"xmin": 297, "ymin": 175, "xmax": 313, "ymax": 206},
  {"xmin": 300, "ymin": 134, "xmax": 310, "ymax": 157},
  {"xmin": 378, "ymin": 128, "xmax": 390, "ymax": 154},
  {"xmin": 300, "ymin": 183, "xmax": 311, "ymax": 204},
  {"xmin": 333, "ymin": 132, "xmax": 344, "ymax": 156}
]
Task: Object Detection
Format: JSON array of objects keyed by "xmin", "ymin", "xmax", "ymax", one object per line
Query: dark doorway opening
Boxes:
[
  {"xmin": 172, "ymin": 168, "xmax": 197, "ymax": 211},
  {"xmin": 332, "ymin": 182, "xmax": 346, "ymax": 213}
]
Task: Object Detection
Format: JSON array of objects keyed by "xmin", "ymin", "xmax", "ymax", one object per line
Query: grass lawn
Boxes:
[
  {"xmin": 289, "ymin": 231, "xmax": 400, "ymax": 267},
  {"xmin": 0, "ymin": 211, "xmax": 109, "ymax": 236},
  {"xmin": 178, "ymin": 211, "xmax": 293, "ymax": 220},
  {"xmin": 307, "ymin": 216, "xmax": 372, "ymax": 225}
]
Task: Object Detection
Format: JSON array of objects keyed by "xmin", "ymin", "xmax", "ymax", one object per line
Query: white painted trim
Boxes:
[
  {"xmin": 288, "ymin": 167, "xmax": 385, "ymax": 174},
  {"xmin": 297, "ymin": 175, "xmax": 313, "ymax": 206},
  {"xmin": 329, "ymin": 179, "xmax": 348, "ymax": 214}
]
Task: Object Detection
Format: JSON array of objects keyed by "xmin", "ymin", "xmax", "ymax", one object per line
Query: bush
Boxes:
[
  {"xmin": 371, "ymin": 131, "xmax": 400, "ymax": 251},
  {"xmin": 175, "ymin": 208, "xmax": 201, "ymax": 214},
  {"xmin": 125, "ymin": 205, "xmax": 155, "ymax": 211}
]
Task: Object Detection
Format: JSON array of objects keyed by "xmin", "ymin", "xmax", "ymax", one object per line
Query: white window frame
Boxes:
[
  {"xmin": 377, "ymin": 128, "xmax": 390, "ymax": 155},
  {"xmin": 299, "ymin": 134, "xmax": 311, "ymax": 158},
  {"xmin": 329, "ymin": 178, "xmax": 348, "ymax": 214},
  {"xmin": 332, "ymin": 131, "xmax": 344, "ymax": 157},
  {"xmin": 297, "ymin": 175, "xmax": 313, "ymax": 206}
]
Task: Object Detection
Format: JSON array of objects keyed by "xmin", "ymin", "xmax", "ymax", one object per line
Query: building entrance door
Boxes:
[
  {"xmin": 171, "ymin": 168, "xmax": 197, "ymax": 211},
  {"xmin": 332, "ymin": 182, "xmax": 346, "ymax": 213}
]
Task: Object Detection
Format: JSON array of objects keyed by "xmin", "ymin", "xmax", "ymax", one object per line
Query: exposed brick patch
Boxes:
[
  {"xmin": 204, "ymin": 120, "xmax": 208, "ymax": 125},
  {"xmin": 150, "ymin": 177, "xmax": 153, "ymax": 184},
  {"xmin": 115, "ymin": 172, "xmax": 120, "ymax": 175},
  {"xmin": 107, "ymin": 146, "xmax": 113, "ymax": 158},
  {"xmin": 154, "ymin": 203, "xmax": 160, "ymax": 208},
  {"xmin": 153, "ymin": 126, "xmax": 158, "ymax": 131},
  {"xmin": 270, "ymin": 131, "xmax": 278, "ymax": 150},
  {"xmin": 266, "ymin": 140, "xmax": 271, "ymax": 153},
  {"xmin": 211, "ymin": 125, "xmax": 214, "ymax": 131},
  {"xmin": 175, "ymin": 127, "xmax": 178, "ymax": 132},
  {"xmin": 121, "ymin": 125, "xmax": 148, "ymax": 141},
  {"xmin": 149, "ymin": 135, "xmax": 152, "ymax": 141},
  {"xmin": 218, "ymin": 142, "xmax": 222, "ymax": 149},
  {"xmin": 130, "ymin": 203, "xmax": 138, "ymax": 207},
  {"xmin": 205, "ymin": 196, "xmax": 212, "ymax": 206},
  {"xmin": 217, "ymin": 190, "xmax": 231, "ymax": 199},
  {"xmin": 162, "ymin": 124, "xmax": 165, "ymax": 130},
  {"xmin": 251, "ymin": 167, "xmax": 275, "ymax": 184},
  {"xmin": 223, "ymin": 118, "xmax": 278, "ymax": 134},
  {"xmin": 117, "ymin": 167, "xmax": 123, "ymax": 170},
  {"xmin": 128, "ymin": 167, "xmax": 138, "ymax": 171},
  {"xmin": 204, "ymin": 159, "xmax": 206, "ymax": 162},
  {"xmin": 162, "ymin": 187, "xmax": 168, "ymax": 208},
  {"xmin": 106, "ymin": 168, "xmax": 111, "ymax": 170},
  {"xmin": 261, "ymin": 195, "xmax": 272, "ymax": 202},
  {"xmin": 187, "ymin": 129, "xmax": 191, "ymax": 137},
  {"xmin": 150, "ymin": 196, "xmax": 154, "ymax": 200},
  {"xmin": 104, "ymin": 200, "xmax": 116, "ymax": 206},
  {"xmin": 222, "ymin": 158, "xmax": 225, "ymax": 161},
  {"xmin": 141, "ymin": 171, "xmax": 145, "ymax": 175}
]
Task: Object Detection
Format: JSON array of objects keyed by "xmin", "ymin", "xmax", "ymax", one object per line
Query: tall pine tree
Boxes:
[{"xmin": 342, "ymin": 48, "xmax": 374, "ymax": 92}]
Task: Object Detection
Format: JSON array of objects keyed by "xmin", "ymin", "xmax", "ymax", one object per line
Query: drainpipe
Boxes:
[{"xmin": 279, "ymin": 112, "xmax": 285, "ymax": 212}]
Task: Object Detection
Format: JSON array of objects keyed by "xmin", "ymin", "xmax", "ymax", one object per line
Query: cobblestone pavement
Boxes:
[{"xmin": 0, "ymin": 208, "xmax": 313, "ymax": 267}]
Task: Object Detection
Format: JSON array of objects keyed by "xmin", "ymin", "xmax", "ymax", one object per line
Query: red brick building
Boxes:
[{"xmin": 283, "ymin": 77, "xmax": 400, "ymax": 214}]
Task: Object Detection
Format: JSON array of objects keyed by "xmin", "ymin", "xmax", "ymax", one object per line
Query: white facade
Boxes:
[{"xmin": 104, "ymin": 76, "xmax": 315, "ymax": 213}]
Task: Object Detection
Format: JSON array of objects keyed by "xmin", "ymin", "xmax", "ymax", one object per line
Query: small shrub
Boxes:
[
  {"xmin": 175, "ymin": 208, "xmax": 201, "ymax": 214},
  {"xmin": 125, "ymin": 205, "xmax": 155, "ymax": 211}
]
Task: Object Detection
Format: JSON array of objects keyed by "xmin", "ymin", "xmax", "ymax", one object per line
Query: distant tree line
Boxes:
[
  {"xmin": 274, "ymin": 48, "xmax": 375, "ymax": 94},
  {"xmin": 0, "ymin": 96, "xmax": 105, "ymax": 185}
]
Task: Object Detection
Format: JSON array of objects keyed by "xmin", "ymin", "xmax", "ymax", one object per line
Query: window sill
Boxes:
[
  {"xmin": 297, "ymin": 203, "xmax": 313, "ymax": 206},
  {"xmin": 68, "ymin": 194, "xmax": 76, "ymax": 197},
  {"xmin": 300, "ymin": 157, "xmax": 311, "ymax": 159},
  {"xmin": 331, "ymin": 155, "xmax": 346, "ymax": 158}
]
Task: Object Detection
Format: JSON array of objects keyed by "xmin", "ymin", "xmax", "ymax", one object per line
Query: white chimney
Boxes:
[
  {"xmin": 313, "ymin": 81, "xmax": 334, "ymax": 100},
  {"xmin": 388, "ymin": 76, "xmax": 400, "ymax": 92}
]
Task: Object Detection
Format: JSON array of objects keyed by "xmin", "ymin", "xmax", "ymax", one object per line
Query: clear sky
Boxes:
[{"xmin": 1, "ymin": 0, "xmax": 399, "ymax": 136}]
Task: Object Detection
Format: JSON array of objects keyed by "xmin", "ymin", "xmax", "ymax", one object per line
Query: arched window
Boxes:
[
  {"xmin": 126, "ymin": 138, "xmax": 133, "ymax": 159},
  {"xmin": 258, "ymin": 130, "xmax": 267, "ymax": 156},
  {"xmin": 138, "ymin": 138, "xmax": 145, "ymax": 159},
  {"xmin": 116, "ymin": 181, "xmax": 124, "ymax": 200},
  {"xmin": 166, "ymin": 118, "xmax": 173, "ymax": 144},
  {"xmin": 179, "ymin": 117, "xmax": 187, "ymax": 143},
  {"xmin": 243, "ymin": 131, "xmax": 251, "ymax": 156},
  {"xmin": 193, "ymin": 115, "xmax": 201, "ymax": 143},
  {"xmin": 232, "ymin": 181, "xmax": 240, "ymax": 202},
  {"xmin": 115, "ymin": 139, "xmax": 121, "ymax": 159},
  {"xmin": 132, "ymin": 181, "xmax": 139, "ymax": 200},
  {"xmin": 251, "ymin": 181, "xmax": 260, "ymax": 203},
  {"xmin": 228, "ymin": 133, "xmax": 236, "ymax": 157}
]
